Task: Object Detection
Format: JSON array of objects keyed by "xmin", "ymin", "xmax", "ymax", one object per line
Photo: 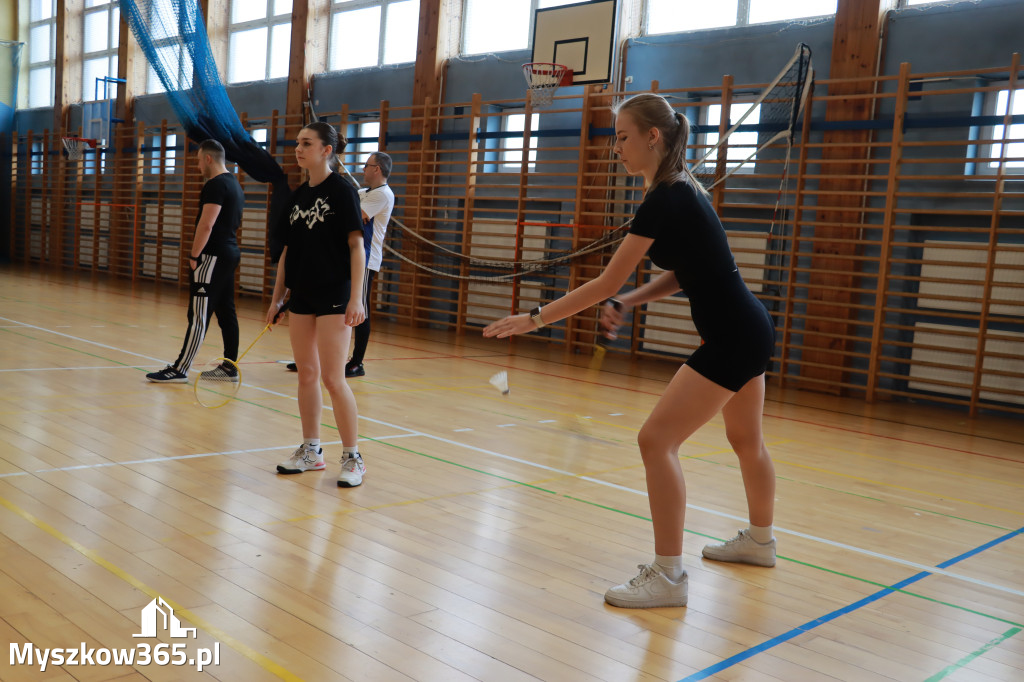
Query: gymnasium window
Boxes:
[
  {"xmin": 704, "ymin": 103, "xmax": 760, "ymax": 172},
  {"xmin": 27, "ymin": 0, "xmax": 57, "ymax": 109},
  {"xmin": 328, "ymin": 0, "xmax": 420, "ymax": 72},
  {"xmin": 969, "ymin": 88, "xmax": 1024, "ymax": 176},
  {"xmin": 346, "ymin": 120, "xmax": 381, "ymax": 170},
  {"xmin": 226, "ymin": 0, "xmax": 292, "ymax": 84},
  {"xmin": 144, "ymin": 0, "xmax": 194, "ymax": 95},
  {"xmin": 501, "ymin": 112, "xmax": 539, "ymax": 170},
  {"xmin": 82, "ymin": 0, "xmax": 120, "ymax": 102},
  {"xmin": 31, "ymin": 141, "xmax": 45, "ymax": 174},
  {"xmin": 461, "ymin": 0, "xmax": 580, "ymax": 55},
  {"xmin": 645, "ymin": 0, "xmax": 836, "ymax": 35},
  {"xmin": 748, "ymin": 0, "xmax": 837, "ymax": 25},
  {"xmin": 148, "ymin": 134, "xmax": 177, "ymax": 174}
]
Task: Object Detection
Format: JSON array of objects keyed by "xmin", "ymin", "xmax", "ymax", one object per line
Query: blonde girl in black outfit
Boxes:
[
  {"xmin": 484, "ymin": 94, "xmax": 777, "ymax": 608},
  {"xmin": 267, "ymin": 122, "xmax": 368, "ymax": 487}
]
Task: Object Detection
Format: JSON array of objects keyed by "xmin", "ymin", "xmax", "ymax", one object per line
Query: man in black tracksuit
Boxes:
[{"xmin": 147, "ymin": 139, "xmax": 244, "ymax": 383}]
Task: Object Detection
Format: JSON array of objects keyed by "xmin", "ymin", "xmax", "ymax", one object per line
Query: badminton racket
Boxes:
[
  {"xmin": 194, "ymin": 301, "xmax": 289, "ymax": 408},
  {"xmin": 571, "ymin": 299, "xmax": 623, "ymax": 432}
]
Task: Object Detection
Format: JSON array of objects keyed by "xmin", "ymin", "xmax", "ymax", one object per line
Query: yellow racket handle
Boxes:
[{"xmin": 235, "ymin": 301, "xmax": 288, "ymax": 363}]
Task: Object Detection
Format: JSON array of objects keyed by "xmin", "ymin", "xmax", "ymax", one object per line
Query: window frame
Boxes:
[
  {"xmin": 82, "ymin": 0, "xmax": 120, "ymax": 102},
  {"xmin": 461, "ymin": 0, "xmax": 580, "ymax": 56},
  {"xmin": 969, "ymin": 85, "xmax": 1024, "ymax": 176},
  {"xmin": 27, "ymin": 0, "xmax": 57, "ymax": 109},
  {"xmin": 327, "ymin": 0, "xmax": 420, "ymax": 72},
  {"xmin": 643, "ymin": 0, "xmax": 839, "ymax": 36},
  {"xmin": 499, "ymin": 111, "xmax": 539, "ymax": 171},
  {"xmin": 143, "ymin": 2, "xmax": 194, "ymax": 94},
  {"xmin": 227, "ymin": 0, "xmax": 292, "ymax": 84},
  {"xmin": 701, "ymin": 99, "xmax": 762, "ymax": 175},
  {"xmin": 345, "ymin": 119, "xmax": 382, "ymax": 172}
]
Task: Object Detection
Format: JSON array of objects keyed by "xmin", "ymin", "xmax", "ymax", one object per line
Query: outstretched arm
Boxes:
[{"xmin": 483, "ymin": 234, "xmax": 652, "ymax": 338}]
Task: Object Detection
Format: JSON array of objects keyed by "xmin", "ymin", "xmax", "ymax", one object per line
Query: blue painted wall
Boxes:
[{"xmin": 14, "ymin": 1, "xmax": 1024, "ymax": 137}]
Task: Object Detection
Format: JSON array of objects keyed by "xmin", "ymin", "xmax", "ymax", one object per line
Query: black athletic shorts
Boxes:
[
  {"xmin": 685, "ymin": 271, "xmax": 776, "ymax": 392},
  {"xmin": 287, "ymin": 282, "xmax": 352, "ymax": 317}
]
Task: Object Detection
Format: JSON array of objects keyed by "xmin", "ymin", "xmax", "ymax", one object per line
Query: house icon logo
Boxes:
[{"xmin": 133, "ymin": 597, "xmax": 197, "ymax": 639}]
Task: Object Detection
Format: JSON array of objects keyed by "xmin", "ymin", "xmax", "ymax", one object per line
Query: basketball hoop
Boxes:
[
  {"xmin": 522, "ymin": 63, "xmax": 572, "ymax": 109},
  {"xmin": 62, "ymin": 137, "xmax": 97, "ymax": 161}
]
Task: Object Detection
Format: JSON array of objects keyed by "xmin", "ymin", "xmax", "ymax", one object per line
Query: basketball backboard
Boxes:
[{"xmin": 531, "ymin": 0, "xmax": 617, "ymax": 86}]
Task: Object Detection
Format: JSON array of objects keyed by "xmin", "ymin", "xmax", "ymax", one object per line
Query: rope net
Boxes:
[{"xmin": 376, "ymin": 44, "xmax": 812, "ymax": 283}]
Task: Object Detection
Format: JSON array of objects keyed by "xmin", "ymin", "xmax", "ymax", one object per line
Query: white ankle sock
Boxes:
[
  {"xmin": 654, "ymin": 554, "xmax": 685, "ymax": 581},
  {"xmin": 748, "ymin": 524, "xmax": 773, "ymax": 544},
  {"xmin": 304, "ymin": 439, "xmax": 321, "ymax": 452},
  {"xmin": 343, "ymin": 445, "xmax": 359, "ymax": 458}
]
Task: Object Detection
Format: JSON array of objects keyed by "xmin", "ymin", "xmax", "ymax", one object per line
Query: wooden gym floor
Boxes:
[{"xmin": 1, "ymin": 265, "xmax": 1022, "ymax": 681}]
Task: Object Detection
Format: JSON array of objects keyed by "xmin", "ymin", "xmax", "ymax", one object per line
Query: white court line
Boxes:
[
  {"xmin": 6, "ymin": 316, "xmax": 1023, "ymax": 598},
  {"xmin": 0, "ymin": 434, "xmax": 418, "ymax": 479},
  {"xmin": 0, "ymin": 365, "xmax": 158, "ymax": 373},
  {"xmin": 0, "ymin": 442, "xmax": 343, "ymax": 479},
  {"xmin": 0, "ymin": 316, "xmax": 165, "ymax": 364}
]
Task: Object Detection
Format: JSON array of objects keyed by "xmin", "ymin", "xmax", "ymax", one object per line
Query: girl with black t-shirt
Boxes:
[
  {"xmin": 266, "ymin": 122, "xmax": 368, "ymax": 488},
  {"xmin": 484, "ymin": 94, "xmax": 778, "ymax": 609}
]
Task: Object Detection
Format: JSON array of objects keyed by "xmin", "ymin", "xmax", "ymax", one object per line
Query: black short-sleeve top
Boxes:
[
  {"xmin": 197, "ymin": 172, "xmax": 244, "ymax": 256},
  {"xmin": 627, "ymin": 179, "xmax": 737, "ymax": 292},
  {"xmin": 283, "ymin": 173, "xmax": 363, "ymax": 293}
]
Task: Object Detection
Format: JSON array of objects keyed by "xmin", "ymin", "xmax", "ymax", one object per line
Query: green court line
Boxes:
[
  {"xmin": 10, "ymin": 320, "xmax": 1024, "ymax": 662},
  {"xmin": 563, "ymin": 496, "xmax": 1023, "ymax": 629},
  {"xmin": 0, "ymin": 294, "xmax": 148, "ymax": 328},
  {"xmin": 683, "ymin": 453, "xmax": 1014, "ymax": 532},
  {"xmin": 923, "ymin": 627, "xmax": 1023, "ymax": 681},
  {"xmin": 1, "ymin": 326, "xmax": 141, "ymax": 368}
]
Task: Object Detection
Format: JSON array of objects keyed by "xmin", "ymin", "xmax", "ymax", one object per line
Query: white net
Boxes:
[
  {"xmin": 62, "ymin": 137, "xmax": 94, "ymax": 161},
  {"xmin": 523, "ymin": 63, "xmax": 569, "ymax": 109},
  {"xmin": 341, "ymin": 46, "xmax": 813, "ymax": 284}
]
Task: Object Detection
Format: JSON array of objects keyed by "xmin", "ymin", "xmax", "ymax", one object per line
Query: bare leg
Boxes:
[
  {"xmin": 316, "ymin": 316, "xmax": 358, "ymax": 448},
  {"xmin": 638, "ymin": 365, "xmax": 735, "ymax": 556},
  {"xmin": 721, "ymin": 373, "xmax": 775, "ymax": 527},
  {"xmin": 289, "ymin": 313, "xmax": 322, "ymax": 441}
]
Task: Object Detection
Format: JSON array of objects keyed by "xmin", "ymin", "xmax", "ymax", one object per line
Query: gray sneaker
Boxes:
[
  {"xmin": 702, "ymin": 529, "xmax": 776, "ymax": 567},
  {"xmin": 604, "ymin": 564, "xmax": 688, "ymax": 608},
  {"xmin": 199, "ymin": 363, "xmax": 239, "ymax": 383}
]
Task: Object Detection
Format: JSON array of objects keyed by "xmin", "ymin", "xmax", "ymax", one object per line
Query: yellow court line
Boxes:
[
  {"xmin": 272, "ymin": 484, "xmax": 523, "ymax": 525},
  {"xmin": 0, "ymin": 494, "xmax": 304, "ymax": 682},
  {"xmin": 776, "ymin": 459, "xmax": 1024, "ymax": 516}
]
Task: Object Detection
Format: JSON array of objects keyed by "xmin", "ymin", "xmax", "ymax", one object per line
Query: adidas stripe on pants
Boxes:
[{"xmin": 172, "ymin": 252, "xmax": 240, "ymax": 373}]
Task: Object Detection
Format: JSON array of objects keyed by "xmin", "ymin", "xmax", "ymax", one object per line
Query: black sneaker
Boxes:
[
  {"xmin": 286, "ymin": 362, "xmax": 297, "ymax": 372},
  {"xmin": 146, "ymin": 366, "xmax": 188, "ymax": 383},
  {"xmin": 345, "ymin": 362, "xmax": 365, "ymax": 378}
]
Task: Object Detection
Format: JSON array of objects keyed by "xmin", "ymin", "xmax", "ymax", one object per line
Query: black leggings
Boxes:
[{"xmin": 349, "ymin": 268, "xmax": 376, "ymax": 365}]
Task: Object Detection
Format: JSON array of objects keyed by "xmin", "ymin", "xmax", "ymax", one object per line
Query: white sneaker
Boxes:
[
  {"xmin": 337, "ymin": 454, "xmax": 365, "ymax": 488},
  {"xmin": 702, "ymin": 529, "xmax": 776, "ymax": 567},
  {"xmin": 276, "ymin": 446, "xmax": 325, "ymax": 474},
  {"xmin": 604, "ymin": 564, "xmax": 688, "ymax": 608}
]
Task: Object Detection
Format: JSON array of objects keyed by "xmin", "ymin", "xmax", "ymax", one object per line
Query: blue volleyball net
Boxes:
[
  {"xmin": 119, "ymin": 0, "xmax": 285, "ymax": 184},
  {"xmin": 119, "ymin": 0, "xmax": 289, "ymax": 258},
  {"xmin": 0, "ymin": 39, "xmax": 20, "ymax": 139}
]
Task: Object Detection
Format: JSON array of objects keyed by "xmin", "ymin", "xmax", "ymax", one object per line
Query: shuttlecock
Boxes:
[{"xmin": 489, "ymin": 371, "xmax": 510, "ymax": 395}]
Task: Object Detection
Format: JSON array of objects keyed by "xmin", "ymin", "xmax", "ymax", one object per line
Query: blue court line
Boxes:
[{"xmin": 679, "ymin": 525, "xmax": 1024, "ymax": 682}]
